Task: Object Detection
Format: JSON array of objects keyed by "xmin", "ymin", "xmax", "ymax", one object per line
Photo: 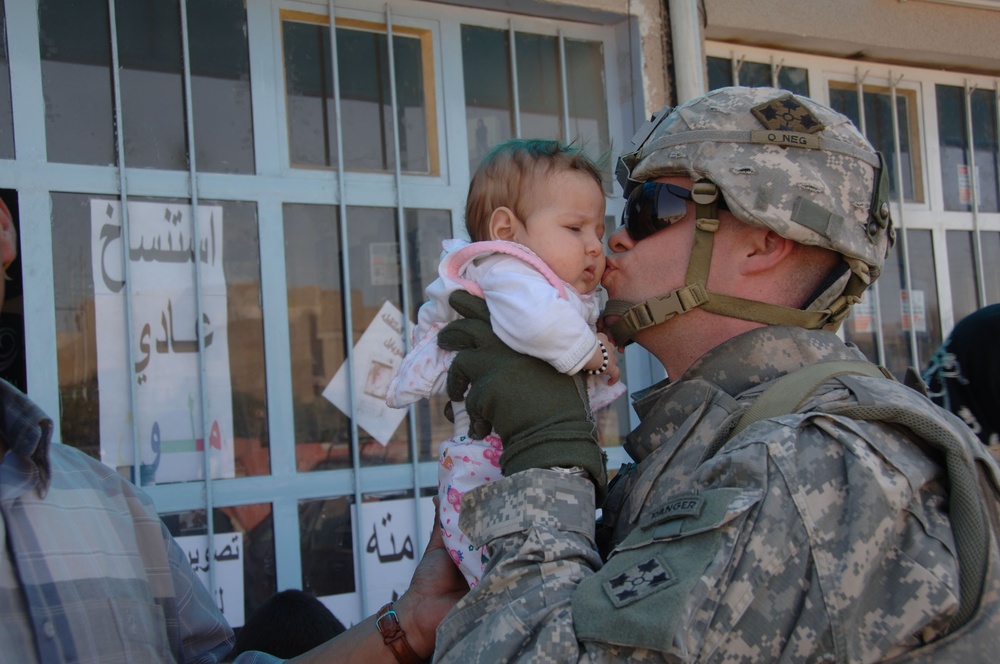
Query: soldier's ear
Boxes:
[{"xmin": 741, "ymin": 228, "xmax": 794, "ymax": 275}]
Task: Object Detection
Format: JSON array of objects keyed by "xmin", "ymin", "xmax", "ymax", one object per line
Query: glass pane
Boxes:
[
  {"xmin": 283, "ymin": 20, "xmax": 337, "ymax": 168},
  {"xmin": 0, "ymin": 0, "xmax": 14, "ymax": 159},
  {"xmin": 462, "ymin": 25, "xmax": 514, "ymax": 174},
  {"xmin": 163, "ymin": 505, "xmax": 276, "ymax": 629},
  {"xmin": 187, "ymin": 0, "xmax": 255, "ymax": 174},
  {"xmin": 738, "ymin": 61, "xmax": 771, "ymax": 88},
  {"xmin": 52, "ymin": 194, "xmax": 269, "ymax": 481},
  {"xmin": 776, "ymin": 66, "xmax": 808, "ymax": 96},
  {"xmin": 879, "ymin": 229, "xmax": 941, "ymax": 379},
  {"xmin": 947, "ymin": 230, "xmax": 980, "ymax": 323},
  {"xmin": 116, "ymin": 0, "xmax": 187, "ymax": 170},
  {"xmin": 39, "ymin": 0, "xmax": 116, "ymax": 165},
  {"xmin": 971, "ymin": 88, "xmax": 999, "ymax": 213},
  {"xmin": 283, "ymin": 203, "xmax": 350, "ymax": 471},
  {"xmin": 935, "ymin": 85, "xmax": 984, "ymax": 212},
  {"xmin": 283, "ymin": 16, "xmax": 432, "ymax": 174},
  {"xmin": 707, "ymin": 56, "xmax": 732, "ymax": 91},
  {"xmin": 516, "ymin": 32, "xmax": 561, "ymax": 139},
  {"xmin": 565, "ymin": 38, "xmax": 610, "ymax": 168},
  {"xmin": 829, "ymin": 84, "xmax": 919, "ymax": 203},
  {"xmin": 282, "ymin": 206, "xmax": 460, "ymax": 468},
  {"xmin": 984, "ymin": 231, "xmax": 1000, "ymax": 305},
  {"xmin": 299, "ymin": 495, "xmax": 355, "ymax": 606}
]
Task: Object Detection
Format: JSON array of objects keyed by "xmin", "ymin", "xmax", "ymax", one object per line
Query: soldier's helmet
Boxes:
[{"xmin": 618, "ymin": 86, "xmax": 895, "ymax": 293}]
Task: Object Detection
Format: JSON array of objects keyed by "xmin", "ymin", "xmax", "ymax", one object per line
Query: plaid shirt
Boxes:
[{"xmin": 0, "ymin": 379, "xmax": 234, "ymax": 663}]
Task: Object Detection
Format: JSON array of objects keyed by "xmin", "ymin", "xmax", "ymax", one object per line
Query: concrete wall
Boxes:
[{"xmin": 703, "ymin": 0, "xmax": 1000, "ymax": 74}]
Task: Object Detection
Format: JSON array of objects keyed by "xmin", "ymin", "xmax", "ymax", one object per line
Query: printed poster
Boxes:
[
  {"xmin": 321, "ymin": 300, "xmax": 408, "ymax": 445},
  {"xmin": 178, "ymin": 532, "xmax": 246, "ymax": 627},
  {"xmin": 318, "ymin": 495, "xmax": 435, "ymax": 628},
  {"xmin": 91, "ymin": 200, "xmax": 235, "ymax": 484}
]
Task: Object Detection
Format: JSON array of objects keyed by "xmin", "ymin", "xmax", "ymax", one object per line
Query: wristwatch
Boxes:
[{"xmin": 375, "ymin": 602, "xmax": 424, "ymax": 664}]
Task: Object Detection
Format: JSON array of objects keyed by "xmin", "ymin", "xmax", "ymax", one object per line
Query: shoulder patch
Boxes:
[{"xmin": 604, "ymin": 555, "xmax": 677, "ymax": 607}]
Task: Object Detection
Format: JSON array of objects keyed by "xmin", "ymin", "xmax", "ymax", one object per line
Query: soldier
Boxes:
[{"xmin": 428, "ymin": 87, "xmax": 1000, "ymax": 662}]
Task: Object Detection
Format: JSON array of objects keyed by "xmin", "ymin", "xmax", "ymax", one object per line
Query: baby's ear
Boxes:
[{"xmin": 487, "ymin": 207, "xmax": 517, "ymax": 241}]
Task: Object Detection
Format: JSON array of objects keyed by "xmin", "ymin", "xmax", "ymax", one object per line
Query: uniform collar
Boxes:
[{"xmin": 625, "ymin": 326, "xmax": 864, "ymax": 462}]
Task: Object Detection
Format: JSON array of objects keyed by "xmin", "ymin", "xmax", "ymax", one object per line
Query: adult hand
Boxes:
[
  {"xmin": 439, "ymin": 290, "xmax": 608, "ymax": 504},
  {"xmin": 394, "ymin": 500, "xmax": 469, "ymax": 658}
]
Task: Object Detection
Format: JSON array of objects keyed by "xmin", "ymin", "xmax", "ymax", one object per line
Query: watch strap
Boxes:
[{"xmin": 375, "ymin": 602, "xmax": 424, "ymax": 664}]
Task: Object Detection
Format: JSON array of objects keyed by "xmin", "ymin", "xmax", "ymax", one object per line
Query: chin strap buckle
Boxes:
[{"xmin": 608, "ymin": 284, "xmax": 709, "ymax": 346}]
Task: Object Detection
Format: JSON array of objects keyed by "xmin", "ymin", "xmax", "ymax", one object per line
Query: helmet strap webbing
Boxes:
[{"xmin": 605, "ymin": 180, "xmax": 852, "ymax": 346}]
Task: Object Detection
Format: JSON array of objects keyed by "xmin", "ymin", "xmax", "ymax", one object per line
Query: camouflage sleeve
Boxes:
[{"xmin": 433, "ymin": 468, "xmax": 602, "ymax": 663}]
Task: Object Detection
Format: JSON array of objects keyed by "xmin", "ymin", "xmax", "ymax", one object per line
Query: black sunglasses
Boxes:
[{"xmin": 621, "ymin": 182, "xmax": 728, "ymax": 242}]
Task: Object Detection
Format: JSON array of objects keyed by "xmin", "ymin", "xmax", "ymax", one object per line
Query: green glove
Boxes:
[{"xmin": 438, "ymin": 290, "xmax": 608, "ymax": 505}]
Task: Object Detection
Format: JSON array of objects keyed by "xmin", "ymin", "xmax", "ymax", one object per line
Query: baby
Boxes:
[{"xmin": 386, "ymin": 139, "xmax": 625, "ymax": 587}]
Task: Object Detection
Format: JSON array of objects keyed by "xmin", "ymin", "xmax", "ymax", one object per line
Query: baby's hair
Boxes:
[{"xmin": 465, "ymin": 139, "xmax": 606, "ymax": 242}]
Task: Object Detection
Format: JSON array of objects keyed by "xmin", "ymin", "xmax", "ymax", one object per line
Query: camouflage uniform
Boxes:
[
  {"xmin": 434, "ymin": 325, "xmax": 1000, "ymax": 662},
  {"xmin": 434, "ymin": 88, "xmax": 1000, "ymax": 662}
]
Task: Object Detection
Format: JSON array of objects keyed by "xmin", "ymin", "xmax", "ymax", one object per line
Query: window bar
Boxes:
[
  {"xmin": 889, "ymin": 73, "xmax": 921, "ymax": 371},
  {"xmin": 179, "ymin": 0, "xmax": 218, "ymax": 597},
  {"xmin": 105, "ymin": 0, "xmax": 144, "ymax": 493},
  {"xmin": 964, "ymin": 80, "xmax": 988, "ymax": 308},
  {"xmin": 854, "ymin": 70, "xmax": 887, "ymax": 366},
  {"xmin": 733, "ymin": 54, "xmax": 744, "ymax": 86},
  {"xmin": 509, "ymin": 20, "xmax": 521, "ymax": 138},
  {"xmin": 384, "ymin": 2, "xmax": 425, "ymax": 563},
  {"xmin": 558, "ymin": 29, "xmax": 570, "ymax": 142},
  {"xmin": 327, "ymin": 0, "xmax": 369, "ymax": 616},
  {"xmin": 770, "ymin": 56, "xmax": 778, "ymax": 88}
]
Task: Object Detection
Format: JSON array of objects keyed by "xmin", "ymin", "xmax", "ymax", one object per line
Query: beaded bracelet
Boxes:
[{"xmin": 585, "ymin": 340, "xmax": 609, "ymax": 375}]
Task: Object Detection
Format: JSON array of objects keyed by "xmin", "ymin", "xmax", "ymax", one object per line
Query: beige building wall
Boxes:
[{"xmin": 703, "ymin": 0, "xmax": 1000, "ymax": 74}]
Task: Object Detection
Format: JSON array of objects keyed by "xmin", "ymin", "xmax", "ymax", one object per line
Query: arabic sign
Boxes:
[
  {"xmin": 177, "ymin": 532, "xmax": 246, "ymax": 627},
  {"xmin": 91, "ymin": 200, "xmax": 235, "ymax": 484},
  {"xmin": 317, "ymin": 495, "xmax": 435, "ymax": 628},
  {"xmin": 321, "ymin": 300, "xmax": 408, "ymax": 445}
]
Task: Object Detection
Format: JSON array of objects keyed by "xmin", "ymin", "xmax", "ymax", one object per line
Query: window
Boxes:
[
  {"xmin": 461, "ymin": 25, "xmax": 610, "ymax": 175},
  {"xmin": 283, "ymin": 204, "xmax": 453, "ymax": 471},
  {"xmin": 52, "ymin": 194, "xmax": 269, "ymax": 482},
  {"xmin": 39, "ymin": 0, "xmax": 254, "ymax": 172},
  {"xmin": 829, "ymin": 83, "xmax": 924, "ymax": 204},
  {"xmin": 936, "ymin": 84, "xmax": 1000, "ymax": 213},
  {"xmin": 281, "ymin": 11, "xmax": 437, "ymax": 174},
  {"xmin": 706, "ymin": 55, "xmax": 808, "ymax": 95}
]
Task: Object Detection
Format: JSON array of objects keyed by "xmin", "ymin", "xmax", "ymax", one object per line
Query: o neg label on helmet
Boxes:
[{"xmin": 751, "ymin": 130, "xmax": 821, "ymax": 149}]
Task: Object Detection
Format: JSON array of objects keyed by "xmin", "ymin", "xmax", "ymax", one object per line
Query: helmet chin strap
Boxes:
[{"xmin": 603, "ymin": 180, "xmax": 847, "ymax": 348}]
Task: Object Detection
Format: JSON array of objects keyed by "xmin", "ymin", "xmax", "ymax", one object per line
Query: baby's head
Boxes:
[
  {"xmin": 465, "ymin": 139, "xmax": 604, "ymax": 241},
  {"xmin": 465, "ymin": 139, "xmax": 608, "ymax": 293}
]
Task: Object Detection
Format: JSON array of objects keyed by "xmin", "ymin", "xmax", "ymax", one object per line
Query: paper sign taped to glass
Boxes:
[
  {"xmin": 178, "ymin": 531, "xmax": 246, "ymax": 627},
  {"xmin": 90, "ymin": 199, "xmax": 236, "ymax": 484},
  {"xmin": 322, "ymin": 300, "xmax": 408, "ymax": 445}
]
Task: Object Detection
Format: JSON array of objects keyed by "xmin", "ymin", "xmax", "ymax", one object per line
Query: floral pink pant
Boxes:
[{"xmin": 437, "ymin": 433, "xmax": 503, "ymax": 587}]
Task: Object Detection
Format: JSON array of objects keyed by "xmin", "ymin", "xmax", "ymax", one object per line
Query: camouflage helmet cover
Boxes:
[{"xmin": 620, "ymin": 87, "xmax": 894, "ymax": 283}]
